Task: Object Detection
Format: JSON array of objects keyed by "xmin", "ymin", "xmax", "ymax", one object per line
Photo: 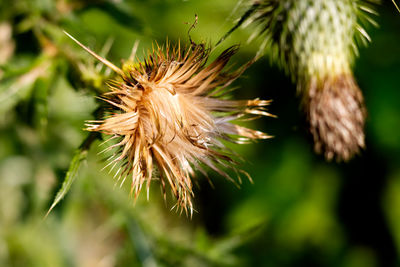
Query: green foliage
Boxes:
[
  {"xmin": 0, "ymin": 0, "xmax": 400, "ymax": 266},
  {"xmin": 46, "ymin": 132, "xmax": 99, "ymax": 216}
]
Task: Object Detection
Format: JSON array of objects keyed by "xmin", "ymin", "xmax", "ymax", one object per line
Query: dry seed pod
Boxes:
[
  {"xmin": 66, "ymin": 33, "xmax": 272, "ymax": 214},
  {"xmin": 248, "ymin": 0, "xmax": 378, "ymax": 161}
]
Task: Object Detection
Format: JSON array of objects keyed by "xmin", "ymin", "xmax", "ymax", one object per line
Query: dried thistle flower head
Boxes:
[
  {"xmin": 247, "ymin": 0, "xmax": 378, "ymax": 161},
  {"xmin": 66, "ymin": 33, "xmax": 272, "ymax": 214}
]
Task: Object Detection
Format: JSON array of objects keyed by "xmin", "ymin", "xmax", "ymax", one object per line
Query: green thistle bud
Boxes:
[{"xmin": 250, "ymin": 0, "xmax": 378, "ymax": 161}]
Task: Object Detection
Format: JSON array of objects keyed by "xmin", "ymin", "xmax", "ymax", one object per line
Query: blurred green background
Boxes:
[{"xmin": 1, "ymin": 0, "xmax": 400, "ymax": 266}]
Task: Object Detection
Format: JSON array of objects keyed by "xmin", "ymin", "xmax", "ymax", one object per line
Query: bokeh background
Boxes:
[{"xmin": 1, "ymin": 0, "xmax": 400, "ymax": 266}]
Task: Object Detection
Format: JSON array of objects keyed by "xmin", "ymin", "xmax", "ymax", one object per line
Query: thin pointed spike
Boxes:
[
  {"xmin": 113, "ymin": 167, "xmax": 122, "ymax": 180},
  {"xmin": 120, "ymin": 174, "xmax": 128, "ymax": 187},
  {"xmin": 96, "ymin": 37, "xmax": 115, "ymax": 72},
  {"xmin": 356, "ymin": 26, "xmax": 371, "ymax": 42},
  {"xmin": 129, "ymin": 40, "xmax": 141, "ymax": 61},
  {"xmin": 393, "ymin": 0, "xmax": 400, "ymax": 13},
  {"xmin": 63, "ymin": 31, "xmax": 124, "ymax": 76},
  {"xmin": 215, "ymin": 2, "xmax": 260, "ymax": 47},
  {"xmin": 108, "ymin": 161, "xmax": 119, "ymax": 174}
]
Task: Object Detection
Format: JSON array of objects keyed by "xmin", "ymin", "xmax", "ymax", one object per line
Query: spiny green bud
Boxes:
[{"xmin": 250, "ymin": 0, "xmax": 377, "ymax": 161}]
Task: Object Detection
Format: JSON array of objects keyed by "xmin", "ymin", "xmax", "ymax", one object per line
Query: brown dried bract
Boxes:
[{"xmin": 306, "ymin": 74, "xmax": 366, "ymax": 161}]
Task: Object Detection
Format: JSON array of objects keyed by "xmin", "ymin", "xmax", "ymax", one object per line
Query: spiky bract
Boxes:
[
  {"xmin": 248, "ymin": 0, "xmax": 377, "ymax": 161},
  {"xmin": 87, "ymin": 43, "xmax": 271, "ymax": 214}
]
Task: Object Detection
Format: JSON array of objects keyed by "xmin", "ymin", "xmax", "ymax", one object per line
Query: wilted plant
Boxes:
[{"xmin": 64, "ymin": 32, "xmax": 272, "ymax": 215}]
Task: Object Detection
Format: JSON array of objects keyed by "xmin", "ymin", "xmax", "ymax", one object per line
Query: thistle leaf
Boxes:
[{"xmin": 46, "ymin": 132, "xmax": 99, "ymax": 217}]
